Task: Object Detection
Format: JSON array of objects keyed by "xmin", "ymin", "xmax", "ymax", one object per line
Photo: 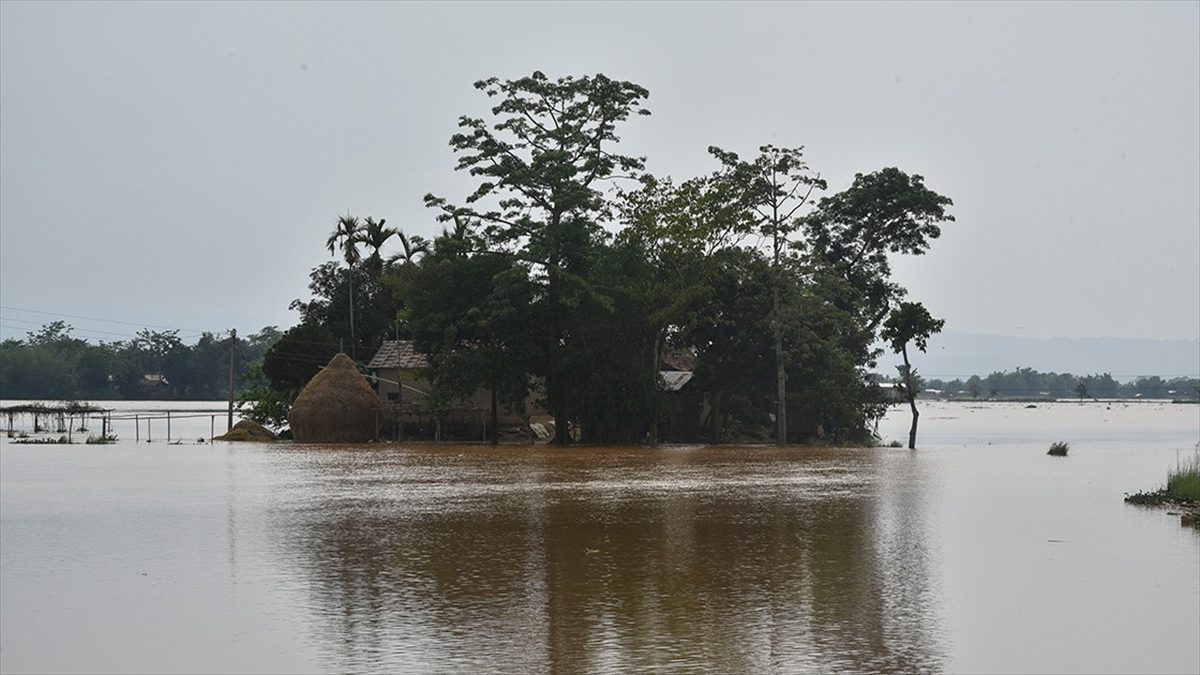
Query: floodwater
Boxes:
[{"xmin": 1, "ymin": 400, "xmax": 1197, "ymax": 674}]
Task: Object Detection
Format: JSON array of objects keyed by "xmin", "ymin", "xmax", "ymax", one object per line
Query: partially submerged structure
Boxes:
[
  {"xmin": 366, "ymin": 340, "xmax": 432, "ymax": 405},
  {"xmin": 214, "ymin": 419, "xmax": 277, "ymax": 442},
  {"xmin": 362, "ymin": 341, "xmax": 708, "ymax": 443},
  {"xmin": 366, "ymin": 340, "xmax": 542, "ymax": 441},
  {"xmin": 289, "ymin": 353, "xmax": 389, "ymax": 442},
  {"xmin": 657, "ymin": 352, "xmax": 704, "ymax": 442},
  {"xmin": 2, "ymin": 402, "xmax": 112, "ymax": 438}
]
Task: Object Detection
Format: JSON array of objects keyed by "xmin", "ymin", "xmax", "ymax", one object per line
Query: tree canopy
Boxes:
[{"xmin": 3, "ymin": 71, "xmax": 975, "ymax": 445}]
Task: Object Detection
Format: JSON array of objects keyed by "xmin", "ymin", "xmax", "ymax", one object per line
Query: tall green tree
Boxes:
[
  {"xmin": 805, "ymin": 168, "xmax": 955, "ymax": 329},
  {"xmin": 399, "ymin": 225, "xmax": 536, "ymax": 444},
  {"xmin": 386, "ymin": 230, "xmax": 430, "ymax": 268},
  {"xmin": 616, "ymin": 173, "xmax": 748, "ymax": 443},
  {"xmin": 426, "ymin": 71, "xmax": 651, "ymax": 444},
  {"xmin": 881, "ymin": 301, "xmax": 944, "ymax": 449},
  {"xmin": 325, "ymin": 213, "xmax": 365, "ymax": 358},
  {"xmin": 356, "ymin": 216, "xmax": 397, "ymax": 276},
  {"xmin": 708, "ymin": 145, "xmax": 826, "ymax": 445},
  {"xmin": 687, "ymin": 247, "xmax": 777, "ymax": 443}
]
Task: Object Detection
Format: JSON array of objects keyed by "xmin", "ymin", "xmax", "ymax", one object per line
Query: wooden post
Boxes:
[
  {"xmin": 147, "ymin": 416, "xmax": 152, "ymax": 443},
  {"xmin": 210, "ymin": 415, "xmax": 215, "ymax": 443},
  {"xmin": 135, "ymin": 415, "xmax": 140, "ymax": 442},
  {"xmin": 228, "ymin": 329, "xmax": 237, "ymax": 432},
  {"xmin": 167, "ymin": 411, "xmax": 172, "ymax": 443}
]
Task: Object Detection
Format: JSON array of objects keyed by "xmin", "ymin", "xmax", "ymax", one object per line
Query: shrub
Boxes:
[{"xmin": 1166, "ymin": 455, "xmax": 1200, "ymax": 501}]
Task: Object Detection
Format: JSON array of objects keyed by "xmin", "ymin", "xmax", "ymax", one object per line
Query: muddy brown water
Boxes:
[{"xmin": 1, "ymin": 400, "xmax": 1197, "ymax": 673}]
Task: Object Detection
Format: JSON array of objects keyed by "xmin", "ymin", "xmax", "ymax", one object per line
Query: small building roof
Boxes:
[
  {"xmin": 660, "ymin": 352, "xmax": 696, "ymax": 372},
  {"xmin": 367, "ymin": 340, "xmax": 430, "ymax": 370},
  {"xmin": 660, "ymin": 370, "xmax": 694, "ymax": 392}
]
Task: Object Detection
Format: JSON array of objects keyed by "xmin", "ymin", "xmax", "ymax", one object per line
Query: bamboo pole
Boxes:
[{"xmin": 228, "ymin": 329, "xmax": 237, "ymax": 432}]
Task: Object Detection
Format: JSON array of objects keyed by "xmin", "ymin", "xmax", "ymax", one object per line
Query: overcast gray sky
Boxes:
[{"xmin": 1, "ymin": 1, "xmax": 1197, "ymax": 345}]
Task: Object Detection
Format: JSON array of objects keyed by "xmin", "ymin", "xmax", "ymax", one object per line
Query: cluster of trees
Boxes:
[
  {"xmin": 257, "ymin": 71, "xmax": 956, "ymax": 445},
  {"xmin": 0, "ymin": 321, "xmax": 279, "ymax": 400},
  {"xmin": 922, "ymin": 368, "xmax": 1200, "ymax": 400}
]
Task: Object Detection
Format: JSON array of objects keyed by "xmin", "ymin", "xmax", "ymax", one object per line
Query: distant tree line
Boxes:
[
  {"xmin": 0, "ymin": 321, "xmax": 280, "ymax": 400},
  {"xmin": 918, "ymin": 368, "xmax": 1200, "ymax": 401},
  {"xmin": 251, "ymin": 71, "xmax": 957, "ymax": 444}
]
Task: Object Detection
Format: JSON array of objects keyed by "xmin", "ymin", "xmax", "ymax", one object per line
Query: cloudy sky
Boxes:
[{"xmin": 1, "ymin": 1, "xmax": 1197, "ymax": 346}]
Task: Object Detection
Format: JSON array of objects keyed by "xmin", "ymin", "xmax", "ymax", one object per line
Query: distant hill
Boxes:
[{"xmin": 876, "ymin": 332, "xmax": 1200, "ymax": 381}]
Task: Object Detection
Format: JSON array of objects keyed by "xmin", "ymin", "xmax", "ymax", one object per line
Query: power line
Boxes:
[
  {"xmin": 0, "ymin": 319, "xmax": 207, "ymax": 342},
  {"xmin": 0, "ymin": 305, "xmax": 211, "ymax": 333}
]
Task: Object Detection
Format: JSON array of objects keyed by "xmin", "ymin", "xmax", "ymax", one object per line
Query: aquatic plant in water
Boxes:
[
  {"xmin": 1047, "ymin": 441, "xmax": 1069, "ymax": 456},
  {"xmin": 1166, "ymin": 455, "xmax": 1200, "ymax": 501}
]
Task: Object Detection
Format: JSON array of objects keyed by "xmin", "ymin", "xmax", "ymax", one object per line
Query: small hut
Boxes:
[{"xmin": 289, "ymin": 353, "xmax": 389, "ymax": 442}]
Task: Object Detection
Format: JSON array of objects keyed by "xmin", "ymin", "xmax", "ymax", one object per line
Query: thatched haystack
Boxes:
[
  {"xmin": 289, "ymin": 353, "xmax": 387, "ymax": 442},
  {"xmin": 214, "ymin": 419, "xmax": 277, "ymax": 442}
]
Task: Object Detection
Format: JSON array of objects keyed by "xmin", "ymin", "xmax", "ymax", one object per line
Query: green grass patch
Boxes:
[{"xmin": 1166, "ymin": 454, "xmax": 1200, "ymax": 501}]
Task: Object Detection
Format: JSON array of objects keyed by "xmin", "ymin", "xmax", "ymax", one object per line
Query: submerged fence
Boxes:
[{"xmin": 3, "ymin": 404, "xmax": 232, "ymax": 444}]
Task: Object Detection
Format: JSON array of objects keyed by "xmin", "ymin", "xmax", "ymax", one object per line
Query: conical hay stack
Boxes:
[
  {"xmin": 214, "ymin": 419, "xmax": 278, "ymax": 442},
  {"xmin": 289, "ymin": 352, "xmax": 388, "ymax": 442}
]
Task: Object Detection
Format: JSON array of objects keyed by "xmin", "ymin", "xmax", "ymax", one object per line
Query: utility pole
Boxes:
[{"xmin": 227, "ymin": 328, "xmax": 237, "ymax": 431}]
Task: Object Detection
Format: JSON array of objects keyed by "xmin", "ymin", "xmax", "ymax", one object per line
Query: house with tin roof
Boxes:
[{"xmin": 365, "ymin": 339, "xmax": 431, "ymax": 405}]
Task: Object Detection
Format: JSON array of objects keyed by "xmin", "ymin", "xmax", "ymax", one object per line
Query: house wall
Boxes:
[
  {"xmin": 371, "ymin": 368, "xmax": 546, "ymax": 427},
  {"xmin": 371, "ymin": 367, "xmax": 434, "ymax": 405}
]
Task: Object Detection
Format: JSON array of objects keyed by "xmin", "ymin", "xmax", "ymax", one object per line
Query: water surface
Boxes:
[{"xmin": 2, "ymin": 401, "xmax": 1197, "ymax": 673}]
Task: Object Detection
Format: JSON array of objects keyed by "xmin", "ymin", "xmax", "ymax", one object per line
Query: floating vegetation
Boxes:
[
  {"xmin": 85, "ymin": 435, "xmax": 118, "ymax": 445},
  {"xmin": 1047, "ymin": 441, "xmax": 1069, "ymax": 456},
  {"xmin": 12, "ymin": 435, "xmax": 71, "ymax": 445}
]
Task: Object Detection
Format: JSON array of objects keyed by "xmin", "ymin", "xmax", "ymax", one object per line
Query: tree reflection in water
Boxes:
[{"xmin": 269, "ymin": 445, "xmax": 945, "ymax": 672}]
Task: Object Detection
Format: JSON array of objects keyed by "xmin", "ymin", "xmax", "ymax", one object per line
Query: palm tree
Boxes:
[
  {"xmin": 326, "ymin": 213, "xmax": 363, "ymax": 263},
  {"xmin": 357, "ymin": 217, "xmax": 397, "ymax": 276},
  {"xmin": 326, "ymin": 214, "xmax": 364, "ymax": 357},
  {"xmin": 386, "ymin": 231, "xmax": 431, "ymax": 267}
]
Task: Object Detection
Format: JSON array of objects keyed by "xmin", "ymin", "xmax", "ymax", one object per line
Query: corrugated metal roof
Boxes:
[
  {"xmin": 366, "ymin": 340, "xmax": 430, "ymax": 370},
  {"xmin": 660, "ymin": 370, "xmax": 694, "ymax": 392}
]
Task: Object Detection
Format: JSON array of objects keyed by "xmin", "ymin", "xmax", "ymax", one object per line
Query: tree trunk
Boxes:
[
  {"xmin": 650, "ymin": 329, "xmax": 662, "ymax": 446},
  {"xmin": 548, "ymin": 263, "xmax": 568, "ymax": 446},
  {"xmin": 708, "ymin": 390, "xmax": 723, "ymax": 445},
  {"xmin": 489, "ymin": 389, "xmax": 499, "ymax": 446},
  {"xmin": 774, "ymin": 284, "xmax": 787, "ymax": 446},
  {"xmin": 347, "ymin": 264, "xmax": 356, "ymax": 359},
  {"xmin": 908, "ymin": 399, "xmax": 919, "ymax": 450},
  {"xmin": 903, "ymin": 344, "xmax": 918, "ymax": 449}
]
